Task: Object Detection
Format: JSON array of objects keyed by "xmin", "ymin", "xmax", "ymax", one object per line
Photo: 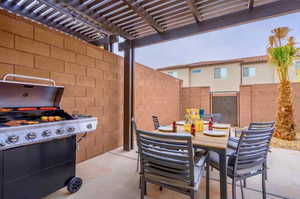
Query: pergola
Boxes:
[{"xmin": 1, "ymin": 0, "xmax": 300, "ymax": 150}]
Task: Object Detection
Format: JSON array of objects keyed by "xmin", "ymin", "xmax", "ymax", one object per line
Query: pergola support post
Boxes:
[{"xmin": 123, "ymin": 40, "xmax": 135, "ymax": 151}]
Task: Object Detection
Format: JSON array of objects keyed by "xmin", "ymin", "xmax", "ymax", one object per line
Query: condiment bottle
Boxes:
[
  {"xmin": 191, "ymin": 123, "xmax": 195, "ymax": 136},
  {"xmin": 172, "ymin": 121, "xmax": 177, "ymax": 132},
  {"xmin": 208, "ymin": 117, "xmax": 213, "ymax": 131}
]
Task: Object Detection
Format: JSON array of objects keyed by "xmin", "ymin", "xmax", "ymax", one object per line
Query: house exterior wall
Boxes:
[
  {"xmin": 241, "ymin": 63, "xmax": 276, "ymax": 85},
  {"xmin": 161, "ymin": 68, "xmax": 189, "ymax": 87},
  {"xmin": 162, "ymin": 63, "xmax": 241, "ymax": 91},
  {"xmin": 160, "ymin": 58, "xmax": 300, "ymax": 91},
  {"xmin": 0, "ymin": 10, "xmax": 182, "ymax": 162}
]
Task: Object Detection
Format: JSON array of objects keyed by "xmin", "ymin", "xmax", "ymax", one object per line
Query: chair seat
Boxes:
[
  {"xmin": 145, "ymin": 155, "xmax": 207, "ymax": 191},
  {"xmin": 228, "ymin": 137, "xmax": 239, "ymax": 149},
  {"xmin": 209, "ymin": 150, "xmax": 236, "ymax": 178}
]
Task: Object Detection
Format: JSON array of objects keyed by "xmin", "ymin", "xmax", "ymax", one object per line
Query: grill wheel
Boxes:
[{"xmin": 67, "ymin": 177, "xmax": 82, "ymax": 193}]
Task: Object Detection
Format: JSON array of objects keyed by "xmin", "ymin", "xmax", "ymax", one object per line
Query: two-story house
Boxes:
[{"xmin": 157, "ymin": 55, "xmax": 300, "ymax": 92}]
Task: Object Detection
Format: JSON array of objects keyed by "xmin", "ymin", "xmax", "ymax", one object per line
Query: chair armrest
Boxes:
[{"xmin": 234, "ymin": 127, "xmax": 248, "ymax": 137}]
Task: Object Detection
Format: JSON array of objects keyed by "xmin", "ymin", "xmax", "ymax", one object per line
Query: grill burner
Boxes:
[
  {"xmin": 0, "ymin": 74, "xmax": 98, "ymax": 199},
  {"xmin": 0, "ymin": 109, "xmax": 73, "ymax": 127}
]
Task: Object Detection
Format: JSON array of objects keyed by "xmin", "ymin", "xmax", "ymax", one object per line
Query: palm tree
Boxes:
[{"xmin": 267, "ymin": 27, "xmax": 299, "ymax": 140}]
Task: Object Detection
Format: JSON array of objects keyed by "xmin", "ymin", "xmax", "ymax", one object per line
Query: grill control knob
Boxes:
[
  {"xmin": 26, "ymin": 132, "xmax": 37, "ymax": 140},
  {"xmin": 42, "ymin": 130, "xmax": 52, "ymax": 137},
  {"xmin": 67, "ymin": 127, "xmax": 75, "ymax": 133},
  {"xmin": 56, "ymin": 128, "xmax": 65, "ymax": 135},
  {"xmin": 7, "ymin": 135, "xmax": 19, "ymax": 143},
  {"xmin": 86, "ymin": 124, "xmax": 93, "ymax": 129}
]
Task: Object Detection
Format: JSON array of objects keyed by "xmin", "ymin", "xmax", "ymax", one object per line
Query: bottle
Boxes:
[
  {"xmin": 172, "ymin": 121, "xmax": 177, "ymax": 132},
  {"xmin": 208, "ymin": 117, "xmax": 213, "ymax": 131},
  {"xmin": 191, "ymin": 123, "xmax": 195, "ymax": 136}
]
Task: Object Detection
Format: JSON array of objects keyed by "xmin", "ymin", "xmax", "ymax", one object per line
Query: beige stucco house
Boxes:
[{"xmin": 157, "ymin": 55, "xmax": 300, "ymax": 92}]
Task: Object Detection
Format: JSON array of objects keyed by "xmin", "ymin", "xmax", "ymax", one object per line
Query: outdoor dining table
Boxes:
[{"xmin": 156, "ymin": 122, "xmax": 231, "ymax": 199}]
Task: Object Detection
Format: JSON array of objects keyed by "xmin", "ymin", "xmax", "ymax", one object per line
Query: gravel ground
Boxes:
[{"xmin": 271, "ymin": 132, "xmax": 300, "ymax": 151}]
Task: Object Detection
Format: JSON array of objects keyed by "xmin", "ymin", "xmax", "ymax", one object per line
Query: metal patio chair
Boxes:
[
  {"xmin": 228, "ymin": 121, "xmax": 275, "ymax": 184},
  {"xmin": 136, "ymin": 130, "xmax": 209, "ymax": 199},
  {"xmin": 208, "ymin": 127, "xmax": 274, "ymax": 199},
  {"xmin": 152, "ymin": 115, "xmax": 160, "ymax": 130},
  {"xmin": 132, "ymin": 118, "xmax": 140, "ymax": 172}
]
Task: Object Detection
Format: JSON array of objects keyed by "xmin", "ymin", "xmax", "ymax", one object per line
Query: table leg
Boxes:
[{"xmin": 219, "ymin": 149, "xmax": 227, "ymax": 199}]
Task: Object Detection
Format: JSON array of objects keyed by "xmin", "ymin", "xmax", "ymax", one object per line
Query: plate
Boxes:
[
  {"xmin": 158, "ymin": 126, "xmax": 173, "ymax": 132},
  {"xmin": 176, "ymin": 121, "xmax": 185, "ymax": 125},
  {"xmin": 213, "ymin": 123, "xmax": 230, "ymax": 129},
  {"xmin": 203, "ymin": 130, "xmax": 227, "ymax": 137}
]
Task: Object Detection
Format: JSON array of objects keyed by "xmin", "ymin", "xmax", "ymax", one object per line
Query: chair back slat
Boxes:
[
  {"xmin": 141, "ymin": 145, "xmax": 190, "ymax": 161},
  {"xmin": 145, "ymin": 155, "xmax": 189, "ymax": 170},
  {"xmin": 140, "ymin": 136, "xmax": 189, "ymax": 151},
  {"xmin": 152, "ymin": 116, "xmax": 160, "ymax": 130},
  {"xmin": 249, "ymin": 122, "xmax": 275, "ymax": 130},
  {"xmin": 234, "ymin": 128, "xmax": 274, "ymax": 174},
  {"xmin": 136, "ymin": 130, "xmax": 195, "ymax": 186}
]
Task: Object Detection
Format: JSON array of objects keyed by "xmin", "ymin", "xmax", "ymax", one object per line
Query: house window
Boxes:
[
  {"xmin": 296, "ymin": 61, "xmax": 300, "ymax": 82},
  {"xmin": 167, "ymin": 71, "xmax": 178, "ymax": 78},
  {"xmin": 243, "ymin": 67, "xmax": 256, "ymax": 77},
  {"xmin": 192, "ymin": 69, "xmax": 202, "ymax": 74},
  {"xmin": 214, "ymin": 67, "xmax": 228, "ymax": 79}
]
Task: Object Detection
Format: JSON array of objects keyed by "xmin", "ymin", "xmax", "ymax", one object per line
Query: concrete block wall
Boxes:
[
  {"xmin": 135, "ymin": 64, "xmax": 182, "ymax": 130},
  {"xmin": 180, "ymin": 87, "xmax": 211, "ymax": 118},
  {"xmin": 240, "ymin": 83, "xmax": 300, "ymax": 128},
  {"xmin": 0, "ymin": 10, "xmax": 124, "ymax": 162},
  {"xmin": 0, "ymin": 9, "xmax": 183, "ymax": 162}
]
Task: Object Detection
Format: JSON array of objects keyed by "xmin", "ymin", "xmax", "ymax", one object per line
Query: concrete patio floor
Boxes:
[{"xmin": 45, "ymin": 147, "xmax": 299, "ymax": 199}]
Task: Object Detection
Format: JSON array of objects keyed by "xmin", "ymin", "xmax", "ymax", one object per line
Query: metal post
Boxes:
[
  {"xmin": 108, "ymin": 35, "xmax": 114, "ymax": 53},
  {"xmin": 130, "ymin": 41, "xmax": 135, "ymax": 150},
  {"xmin": 123, "ymin": 40, "xmax": 134, "ymax": 151}
]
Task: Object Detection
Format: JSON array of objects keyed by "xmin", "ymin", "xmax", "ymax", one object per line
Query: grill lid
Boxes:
[{"xmin": 0, "ymin": 74, "xmax": 64, "ymax": 108}]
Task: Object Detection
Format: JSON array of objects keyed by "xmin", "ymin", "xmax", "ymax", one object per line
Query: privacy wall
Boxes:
[
  {"xmin": 135, "ymin": 63, "xmax": 182, "ymax": 130},
  {"xmin": 0, "ymin": 10, "xmax": 182, "ymax": 162},
  {"xmin": 180, "ymin": 87, "xmax": 211, "ymax": 118},
  {"xmin": 240, "ymin": 83, "xmax": 300, "ymax": 128}
]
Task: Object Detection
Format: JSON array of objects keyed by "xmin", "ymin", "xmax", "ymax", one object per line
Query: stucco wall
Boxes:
[{"xmin": 242, "ymin": 63, "xmax": 276, "ymax": 85}]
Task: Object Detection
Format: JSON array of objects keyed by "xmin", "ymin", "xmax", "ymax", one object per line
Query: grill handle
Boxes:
[{"xmin": 2, "ymin": 74, "xmax": 56, "ymax": 86}]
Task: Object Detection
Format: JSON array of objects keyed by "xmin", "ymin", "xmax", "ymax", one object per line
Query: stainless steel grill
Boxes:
[{"xmin": 0, "ymin": 74, "xmax": 98, "ymax": 199}]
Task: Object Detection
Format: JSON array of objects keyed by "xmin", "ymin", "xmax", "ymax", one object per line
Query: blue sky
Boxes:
[{"xmin": 115, "ymin": 12, "xmax": 300, "ymax": 69}]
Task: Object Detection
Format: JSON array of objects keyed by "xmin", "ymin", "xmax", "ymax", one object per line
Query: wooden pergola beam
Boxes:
[
  {"xmin": 62, "ymin": 0, "xmax": 134, "ymax": 39},
  {"xmin": 248, "ymin": 0, "xmax": 254, "ymax": 10},
  {"xmin": 122, "ymin": 0, "xmax": 164, "ymax": 33},
  {"xmin": 119, "ymin": 0, "xmax": 300, "ymax": 50},
  {"xmin": 186, "ymin": 0, "xmax": 201, "ymax": 23}
]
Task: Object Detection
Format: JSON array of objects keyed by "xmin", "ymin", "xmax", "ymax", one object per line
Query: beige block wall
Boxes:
[
  {"xmin": 180, "ymin": 87, "xmax": 211, "ymax": 119},
  {"xmin": 240, "ymin": 83, "xmax": 300, "ymax": 129},
  {"xmin": 0, "ymin": 10, "xmax": 182, "ymax": 163},
  {"xmin": 135, "ymin": 64, "xmax": 182, "ymax": 130}
]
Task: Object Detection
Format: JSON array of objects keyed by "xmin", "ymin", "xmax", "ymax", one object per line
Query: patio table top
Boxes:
[{"xmin": 155, "ymin": 123, "xmax": 230, "ymax": 150}]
